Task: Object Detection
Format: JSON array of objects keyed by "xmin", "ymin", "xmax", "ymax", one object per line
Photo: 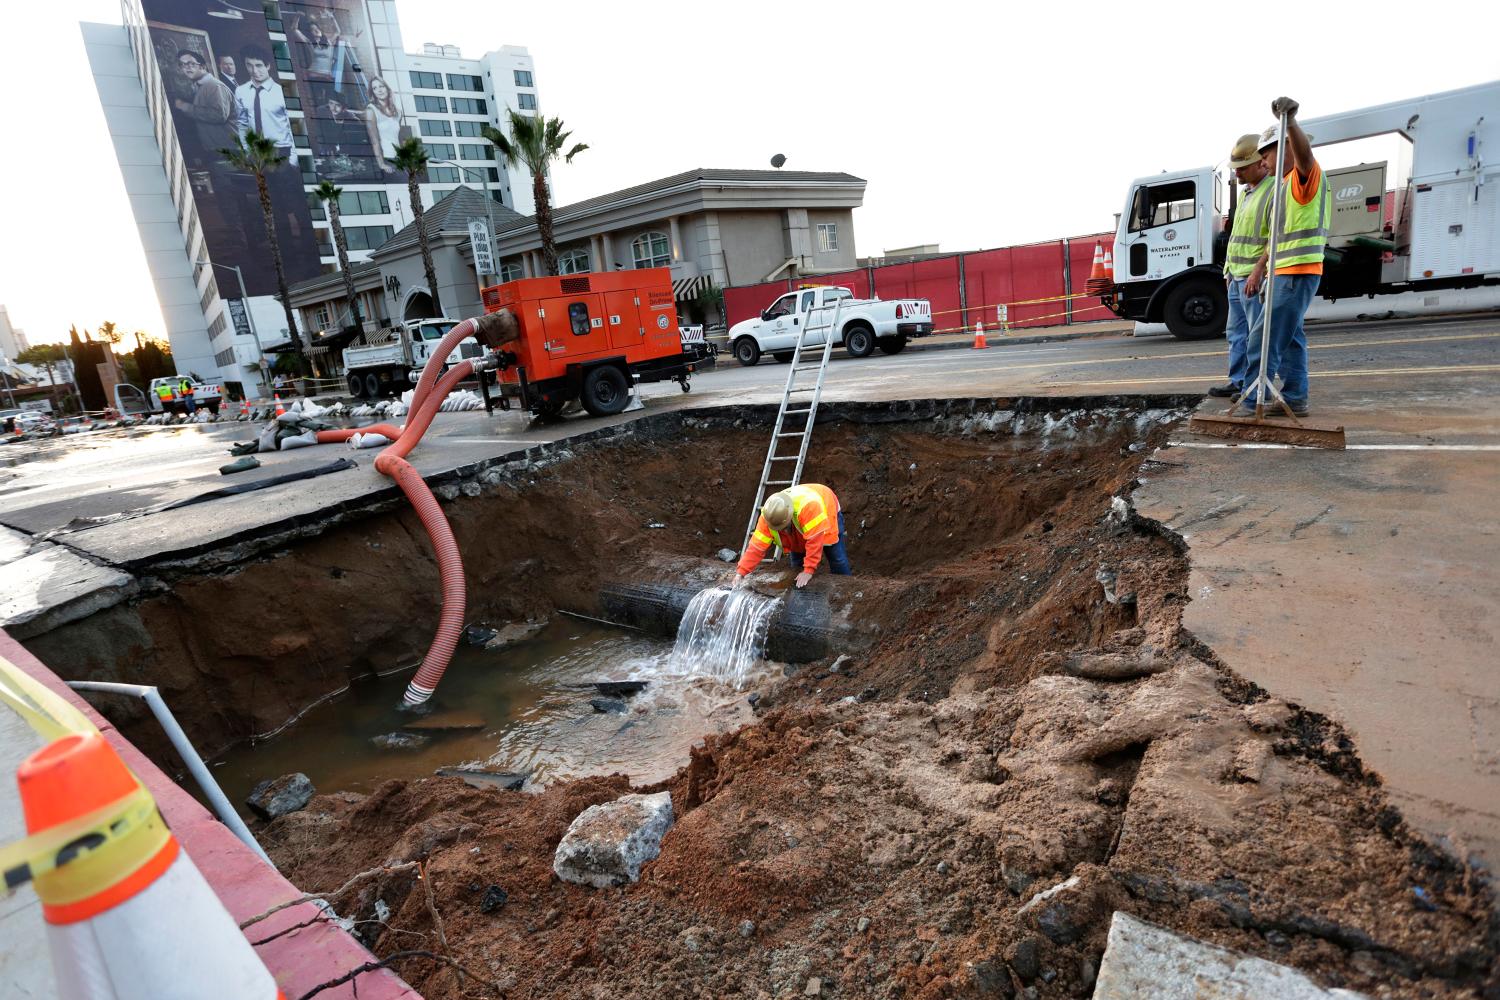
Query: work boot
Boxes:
[
  {"xmin": 1285, "ymin": 399, "xmax": 1310, "ymax": 417},
  {"xmin": 1206, "ymin": 383, "xmax": 1240, "ymax": 398}
]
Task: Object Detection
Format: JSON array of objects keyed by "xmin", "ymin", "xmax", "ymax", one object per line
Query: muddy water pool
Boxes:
[{"xmin": 211, "ymin": 617, "xmax": 767, "ymax": 816}]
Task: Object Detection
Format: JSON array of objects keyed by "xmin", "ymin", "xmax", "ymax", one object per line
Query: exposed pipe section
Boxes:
[{"xmin": 311, "ymin": 311, "xmax": 518, "ymax": 707}]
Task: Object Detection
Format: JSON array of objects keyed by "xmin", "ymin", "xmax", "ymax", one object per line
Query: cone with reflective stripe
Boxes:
[
  {"xmin": 1103, "ymin": 248, "xmax": 1115, "ymax": 281},
  {"xmin": 972, "ymin": 321, "xmax": 988, "ymax": 349},
  {"xmin": 18, "ymin": 732, "xmax": 282, "ymax": 1000},
  {"xmin": 1085, "ymin": 241, "xmax": 1111, "ymax": 295},
  {"xmin": 239, "ymin": 398, "xmax": 251, "ymax": 418},
  {"xmin": 273, "ymin": 393, "xmax": 285, "ymax": 417}
]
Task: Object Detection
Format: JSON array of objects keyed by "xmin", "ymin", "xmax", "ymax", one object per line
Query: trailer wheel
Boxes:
[
  {"xmin": 1164, "ymin": 279, "xmax": 1227, "ymax": 340},
  {"xmin": 364, "ymin": 373, "xmax": 382, "ymax": 398},
  {"xmin": 843, "ymin": 323, "xmax": 875, "ymax": 358},
  {"xmin": 581, "ymin": 365, "xmax": 630, "ymax": 417},
  {"xmin": 348, "ymin": 374, "xmax": 365, "ymax": 398},
  {"xmin": 878, "ymin": 335, "xmax": 908, "ymax": 355},
  {"xmin": 772, "ymin": 351, "xmax": 794, "ymax": 364},
  {"xmin": 733, "ymin": 337, "xmax": 762, "ymax": 367}
]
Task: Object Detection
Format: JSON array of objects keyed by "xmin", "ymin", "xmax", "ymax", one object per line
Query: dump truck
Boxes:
[
  {"xmin": 728, "ymin": 284, "xmax": 933, "ymax": 365},
  {"xmin": 479, "ymin": 268, "xmax": 710, "ymax": 418},
  {"xmin": 1101, "ymin": 80, "xmax": 1500, "ymax": 339},
  {"xmin": 342, "ymin": 318, "xmax": 486, "ymax": 398}
]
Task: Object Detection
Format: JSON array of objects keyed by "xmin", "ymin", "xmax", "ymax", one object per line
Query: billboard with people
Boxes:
[
  {"xmin": 282, "ymin": 0, "xmax": 418, "ymax": 182},
  {"xmin": 142, "ymin": 1, "xmax": 322, "ymax": 298}
]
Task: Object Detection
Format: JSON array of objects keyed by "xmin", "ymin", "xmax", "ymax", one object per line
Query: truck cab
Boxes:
[{"xmin": 1105, "ymin": 167, "xmax": 1231, "ymax": 339}]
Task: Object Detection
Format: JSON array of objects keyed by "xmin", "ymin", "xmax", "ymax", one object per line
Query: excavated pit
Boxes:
[{"xmin": 23, "ymin": 397, "xmax": 1499, "ymax": 999}]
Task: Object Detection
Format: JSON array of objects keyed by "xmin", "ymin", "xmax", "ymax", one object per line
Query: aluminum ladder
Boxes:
[{"xmin": 741, "ymin": 296, "xmax": 843, "ymax": 551}]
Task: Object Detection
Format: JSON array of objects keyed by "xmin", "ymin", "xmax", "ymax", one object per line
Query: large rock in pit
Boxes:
[
  {"xmin": 246, "ymin": 772, "xmax": 315, "ymax": 820},
  {"xmin": 553, "ymin": 791, "xmax": 674, "ymax": 888}
]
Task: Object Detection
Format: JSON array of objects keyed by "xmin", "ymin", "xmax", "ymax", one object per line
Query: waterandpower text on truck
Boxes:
[
  {"xmin": 728, "ymin": 285, "xmax": 933, "ymax": 365},
  {"xmin": 1100, "ymin": 80, "xmax": 1499, "ymax": 339}
]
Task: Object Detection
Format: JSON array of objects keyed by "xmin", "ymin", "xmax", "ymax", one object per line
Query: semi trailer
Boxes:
[{"xmin": 1102, "ymin": 80, "xmax": 1499, "ymax": 339}]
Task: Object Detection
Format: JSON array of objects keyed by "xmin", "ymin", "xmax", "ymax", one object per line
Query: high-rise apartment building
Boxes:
[
  {"xmin": 0, "ymin": 305, "xmax": 30, "ymax": 361},
  {"xmin": 83, "ymin": 1, "xmax": 538, "ymax": 397}
]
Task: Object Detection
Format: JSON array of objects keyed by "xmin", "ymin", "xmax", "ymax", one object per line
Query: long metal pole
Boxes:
[
  {"xmin": 66, "ymin": 680, "xmax": 273, "ymax": 866},
  {"xmin": 1253, "ymin": 109, "xmax": 1290, "ymax": 419},
  {"xmin": 229, "ymin": 264, "xmax": 268, "ymax": 399}
]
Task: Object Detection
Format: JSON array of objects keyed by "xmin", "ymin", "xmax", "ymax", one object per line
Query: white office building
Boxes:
[
  {"xmin": 83, "ymin": 1, "xmax": 539, "ymax": 397},
  {"xmin": 0, "ymin": 305, "xmax": 30, "ymax": 362}
]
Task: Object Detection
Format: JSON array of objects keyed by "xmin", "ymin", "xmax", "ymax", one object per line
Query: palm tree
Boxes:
[
  {"xmin": 220, "ymin": 131, "xmax": 308, "ymax": 376},
  {"xmin": 313, "ymin": 180, "xmax": 363, "ymax": 332},
  {"xmin": 391, "ymin": 137, "xmax": 441, "ymax": 316},
  {"xmin": 483, "ymin": 109, "xmax": 588, "ymax": 276}
]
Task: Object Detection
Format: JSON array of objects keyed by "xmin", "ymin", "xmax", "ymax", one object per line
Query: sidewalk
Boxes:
[{"xmin": 706, "ymin": 319, "xmax": 1133, "ymax": 357}]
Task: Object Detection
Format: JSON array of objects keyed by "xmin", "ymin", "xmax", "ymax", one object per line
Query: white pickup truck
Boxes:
[
  {"xmin": 148, "ymin": 376, "xmax": 224, "ymax": 414},
  {"xmin": 342, "ymin": 318, "xmax": 485, "ymax": 398},
  {"xmin": 727, "ymin": 285, "xmax": 933, "ymax": 366}
]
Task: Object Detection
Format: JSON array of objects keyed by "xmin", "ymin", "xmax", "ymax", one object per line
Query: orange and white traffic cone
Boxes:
[
  {"xmin": 1085, "ymin": 241, "xmax": 1110, "ymax": 295},
  {"xmin": 273, "ymin": 393, "xmax": 285, "ymax": 417},
  {"xmin": 1103, "ymin": 248, "xmax": 1115, "ymax": 282},
  {"xmin": 972, "ymin": 321, "xmax": 988, "ymax": 349},
  {"xmin": 18, "ymin": 732, "xmax": 283, "ymax": 1000},
  {"xmin": 239, "ymin": 398, "xmax": 250, "ymax": 418}
]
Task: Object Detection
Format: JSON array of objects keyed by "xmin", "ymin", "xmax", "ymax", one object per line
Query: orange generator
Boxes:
[{"xmin": 480, "ymin": 267, "xmax": 708, "ymax": 417}]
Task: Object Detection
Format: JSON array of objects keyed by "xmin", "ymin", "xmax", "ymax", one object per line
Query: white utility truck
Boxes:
[
  {"xmin": 728, "ymin": 285, "xmax": 933, "ymax": 366},
  {"xmin": 342, "ymin": 318, "xmax": 485, "ymax": 398},
  {"xmin": 1102, "ymin": 80, "xmax": 1500, "ymax": 339}
]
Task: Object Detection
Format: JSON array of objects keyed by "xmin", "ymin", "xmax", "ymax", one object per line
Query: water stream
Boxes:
[{"xmin": 667, "ymin": 586, "xmax": 780, "ymax": 689}]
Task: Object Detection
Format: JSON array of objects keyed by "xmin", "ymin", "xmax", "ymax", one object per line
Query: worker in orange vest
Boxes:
[{"xmin": 735, "ymin": 483, "xmax": 851, "ymax": 588}]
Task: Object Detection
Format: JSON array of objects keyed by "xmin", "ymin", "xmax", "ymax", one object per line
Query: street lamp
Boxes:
[
  {"xmin": 196, "ymin": 257, "xmax": 268, "ymax": 398},
  {"xmin": 430, "ymin": 159, "xmax": 498, "ymax": 284}
]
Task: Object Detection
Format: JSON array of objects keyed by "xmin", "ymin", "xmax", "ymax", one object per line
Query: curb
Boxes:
[{"xmin": 904, "ymin": 327, "xmax": 1125, "ymax": 354}]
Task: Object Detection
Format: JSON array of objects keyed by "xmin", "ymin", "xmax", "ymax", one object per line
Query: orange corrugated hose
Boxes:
[{"xmin": 313, "ymin": 316, "xmax": 503, "ymax": 706}]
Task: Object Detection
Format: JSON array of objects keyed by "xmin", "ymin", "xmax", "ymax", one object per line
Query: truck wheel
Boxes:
[
  {"xmin": 348, "ymin": 374, "xmax": 365, "ymax": 398},
  {"xmin": 581, "ymin": 365, "xmax": 630, "ymax": 417},
  {"xmin": 843, "ymin": 323, "xmax": 875, "ymax": 358},
  {"xmin": 772, "ymin": 351, "xmax": 794, "ymax": 364},
  {"xmin": 878, "ymin": 335, "xmax": 908, "ymax": 356},
  {"xmin": 733, "ymin": 337, "xmax": 762, "ymax": 367},
  {"xmin": 1164, "ymin": 279, "xmax": 1227, "ymax": 340},
  {"xmin": 208, "ymin": 401, "xmax": 221, "ymax": 415},
  {"xmin": 364, "ymin": 373, "xmax": 382, "ymax": 398}
]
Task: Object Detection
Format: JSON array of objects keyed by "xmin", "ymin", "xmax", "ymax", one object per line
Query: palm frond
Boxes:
[{"xmin": 564, "ymin": 142, "xmax": 589, "ymax": 163}]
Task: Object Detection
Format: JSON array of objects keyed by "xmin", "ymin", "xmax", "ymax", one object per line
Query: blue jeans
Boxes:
[
  {"xmin": 1225, "ymin": 278, "xmax": 1261, "ymax": 389},
  {"xmin": 1244, "ymin": 274, "xmax": 1318, "ymax": 405},
  {"xmin": 790, "ymin": 512, "xmax": 852, "ymax": 575}
]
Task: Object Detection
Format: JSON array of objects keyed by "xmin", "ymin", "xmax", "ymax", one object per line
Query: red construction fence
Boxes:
[{"xmin": 723, "ymin": 231, "xmax": 1120, "ymax": 335}]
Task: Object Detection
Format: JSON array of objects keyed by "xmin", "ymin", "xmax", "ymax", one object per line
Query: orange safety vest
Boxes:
[{"xmin": 739, "ymin": 483, "xmax": 841, "ymax": 575}]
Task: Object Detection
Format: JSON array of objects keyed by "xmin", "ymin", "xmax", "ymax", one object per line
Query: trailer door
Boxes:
[
  {"xmin": 604, "ymin": 289, "xmax": 644, "ymax": 351},
  {"xmin": 539, "ymin": 295, "xmax": 608, "ymax": 368}
]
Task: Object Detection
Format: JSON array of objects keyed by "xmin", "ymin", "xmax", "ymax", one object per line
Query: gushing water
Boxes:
[{"xmin": 668, "ymin": 586, "xmax": 779, "ymax": 689}]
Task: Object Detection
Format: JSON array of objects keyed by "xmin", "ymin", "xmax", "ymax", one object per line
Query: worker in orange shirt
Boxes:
[{"xmin": 735, "ymin": 483, "xmax": 851, "ymax": 589}]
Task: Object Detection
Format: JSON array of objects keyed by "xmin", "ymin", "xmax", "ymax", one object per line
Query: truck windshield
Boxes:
[{"xmin": 420, "ymin": 323, "xmax": 457, "ymax": 340}]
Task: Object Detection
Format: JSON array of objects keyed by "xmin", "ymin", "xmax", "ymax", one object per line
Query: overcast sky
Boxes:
[{"xmin": 1, "ymin": 1, "xmax": 1496, "ymax": 344}]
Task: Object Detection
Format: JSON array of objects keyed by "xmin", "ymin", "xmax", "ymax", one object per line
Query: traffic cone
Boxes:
[
  {"xmin": 18, "ymin": 732, "xmax": 283, "ymax": 999},
  {"xmin": 239, "ymin": 398, "xmax": 250, "ymax": 418},
  {"xmin": 1103, "ymin": 248, "xmax": 1115, "ymax": 281},
  {"xmin": 273, "ymin": 393, "xmax": 285, "ymax": 417},
  {"xmin": 1085, "ymin": 242, "xmax": 1111, "ymax": 295},
  {"xmin": 972, "ymin": 321, "xmax": 988, "ymax": 349}
]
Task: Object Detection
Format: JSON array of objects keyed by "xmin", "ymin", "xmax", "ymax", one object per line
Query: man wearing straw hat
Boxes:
[
  {"xmin": 1210, "ymin": 133, "xmax": 1274, "ymax": 400},
  {"xmin": 1237, "ymin": 96, "xmax": 1330, "ymax": 418}
]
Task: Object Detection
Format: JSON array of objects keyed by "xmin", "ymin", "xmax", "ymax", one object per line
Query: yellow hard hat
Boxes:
[
  {"xmin": 762, "ymin": 492, "xmax": 793, "ymax": 530},
  {"xmin": 1228, "ymin": 133, "xmax": 1260, "ymax": 168}
]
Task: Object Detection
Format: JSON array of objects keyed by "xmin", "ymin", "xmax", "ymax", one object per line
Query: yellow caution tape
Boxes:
[{"xmin": 0, "ymin": 657, "xmax": 159, "ymax": 898}]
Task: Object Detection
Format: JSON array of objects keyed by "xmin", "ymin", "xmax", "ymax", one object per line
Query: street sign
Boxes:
[{"xmin": 468, "ymin": 219, "xmax": 495, "ymax": 276}]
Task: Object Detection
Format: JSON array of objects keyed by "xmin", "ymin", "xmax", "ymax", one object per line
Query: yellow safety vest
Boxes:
[
  {"xmin": 758, "ymin": 485, "xmax": 833, "ymax": 550},
  {"xmin": 1272, "ymin": 168, "xmax": 1331, "ymax": 272},
  {"xmin": 155, "ymin": 384, "xmax": 174, "ymax": 401},
  {"xmin": 1224, "ymin": 180, "xmax": 1275, "ymax": 279}
]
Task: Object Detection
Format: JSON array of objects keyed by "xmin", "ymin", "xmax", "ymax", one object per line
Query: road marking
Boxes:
[
  {"xmin": 1171, "ymin": 442, "xmax": 1500, "ymax": 451},
  {"xmin": 1051, "ymin": 363, "xmax": 1500, "ymax": 388}
]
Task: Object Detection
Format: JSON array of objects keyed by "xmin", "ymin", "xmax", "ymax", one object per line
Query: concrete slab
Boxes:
[
  {"xmin": 1094, "ymin": 911, "xmax": 1368, "ymax": 998},
  {"xmin": 0, "ymin": 526, "xmax": 32, "ymax": 566},
  {"xmin": 0, "ymin": 546, "xmax": 136, "ymax": 640}
]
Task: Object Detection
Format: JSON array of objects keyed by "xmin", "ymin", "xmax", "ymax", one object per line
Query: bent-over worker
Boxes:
[{"xmin": 736, "ymin": 484, "xmax": 851, "ymax": 589}]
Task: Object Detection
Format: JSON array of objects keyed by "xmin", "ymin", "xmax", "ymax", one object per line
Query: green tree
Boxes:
[
  {"xmin": 17, "ymin": 343, "xmax": 69, "ymax": 409},
  {"xmin": 220, "ymin": 131, "xmax": 308, "ymax": 377},
  {"xmin": 95, "ymin": 320, "xmax": 122, "ymax": 346},
  {"xmin": 391, "ymin": 137, "xmax": 442, "ymax": 316},
  {"xmin": 314, "ymin": 180, "xmax": 364, "ymax": 332},
  {"xmin": 483, "ymin": 110, "xmax": 588, "ymax": 276}
]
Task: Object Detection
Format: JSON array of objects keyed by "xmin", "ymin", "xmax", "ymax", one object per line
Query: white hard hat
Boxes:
[{"xmin": 1257, "ymin": 124, "xmax": 1312, "ymax": 152}]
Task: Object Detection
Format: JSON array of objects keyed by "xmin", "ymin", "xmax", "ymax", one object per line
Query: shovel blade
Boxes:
[{"xmin": 1188, "ymin": 413, "xmax": 1346, "ymax": 449}]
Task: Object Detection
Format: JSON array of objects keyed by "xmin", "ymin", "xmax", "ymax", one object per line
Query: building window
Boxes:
[
  {"xmin": 343, "ymin": 225, "xmax": 394, "ymax": 251},
  {"xmin": 305, "ymin": 191, "xmax": 326, "ymax": 220},
  {"xmin": 517, "ymin": 93, "xmax": 538, "ymax": 111},
  {"xmin": 499, "ymin": 260, "xmax": 523, "ymax": 282},
  {"xmin": 428, "ymin": 166, "xmax": 462, "ymax": 183},
  {"xmin": 272, "ymin": 40, "xmax": 293, "ymax": 74},
  {"xmin": 816, "ymin": 223, "xmax": 839, "ymax": 252},
  {"xmin": 422, "ymin": 142, "xmax": 455, "ymax": 160},
  {"xmin": 514, "ymin": 70, "xmax": 533, "ymax": 87},
  {"xmin": 419, "ymin": 119, "xmax": 452, "ymax": 137},
  {"xmin": 414, "ymin": 95, "xmax": 448, "ymax": 113},
  {"xmin": 410, "ymin": 70, "xmax": 443, "ymax": 89},
  {"xmin": 446, "ymin": 73, "xmax": 483, "ymax": 92},
  {"xmin": 452, "ymin": 97, "xmax": 487, "ymax": 115},
  {"xmin": 558, "ymin": 248, "xmax": 590, "ymax": 274},
  {"xmin": 313, "ymin": 305, "xmax": 331, "ymax": 329},
  {"xmin": 631, "ymin": 232, "xmax": 671, "ymax": 269},
  {"xmin": 337, "ymin": 190, "xmax": 389, "ymax": 215},
  {"xmin": 455, "ymin": 120, "xmax": 486, "ymax": 137},
  {"xmin": 458, "ymin": 143, "xmax": 494, "ymax": 161}
]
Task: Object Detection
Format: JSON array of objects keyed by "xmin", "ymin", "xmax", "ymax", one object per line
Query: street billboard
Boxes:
[
  {"xmin": 142, "ymin": 0, "xmax": 321, "ymax": 297},
  {"xmin": 281, "ymin": 0, "xmax": 419, "ymax": 183}
]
